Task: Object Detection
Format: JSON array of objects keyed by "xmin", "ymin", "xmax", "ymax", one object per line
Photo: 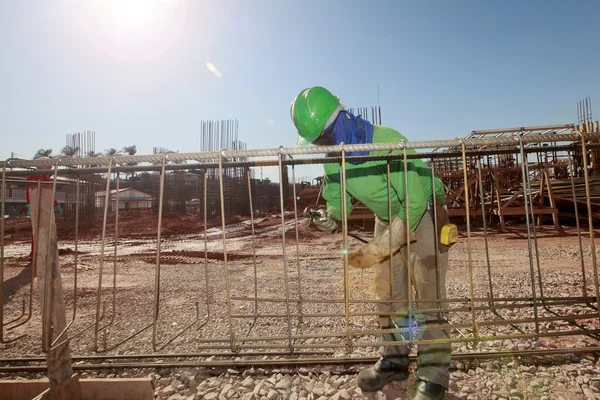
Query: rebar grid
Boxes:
[{"xmin": 1, "ymin": 126, "xmax": 600, "ymax": 367}]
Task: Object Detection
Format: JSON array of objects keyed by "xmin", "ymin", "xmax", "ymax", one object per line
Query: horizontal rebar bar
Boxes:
[
  {"xmin": 2, "ymin": 346, "xmax": 600, "ymax": 373},
  {"xmin": 5, "ymin": 142, "xmax": 600, "ymax": 177},
  {"xmin": 2, "ymin": 131, "xmax": 599, "ymax": 170}
]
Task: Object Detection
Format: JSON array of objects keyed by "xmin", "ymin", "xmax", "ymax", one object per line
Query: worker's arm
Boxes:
[{"xmin": 322, "ymin": 163, "xmax": 353, "ymax": 221}]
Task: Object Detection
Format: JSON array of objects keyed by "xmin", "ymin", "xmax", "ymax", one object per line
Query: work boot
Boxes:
[
  {"xmin": 413, "ymin": 380, "xmax": 446, "ymax": 400},
  {"xmin": 356, "ymin": 357, "xmax": 409, "ymax": 392}
]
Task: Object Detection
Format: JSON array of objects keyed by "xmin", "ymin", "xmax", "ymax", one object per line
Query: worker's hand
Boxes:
[
  {"xmin": 54, "ymin": 204, "xmax": 63, "ymax": 217},
  {"xmin": 20, "ymin": 204, "xmax": 30, "ymax": 216},
  {"xmin": 304, "ymin": 208, "xmax": 337, "ymax": 233}
]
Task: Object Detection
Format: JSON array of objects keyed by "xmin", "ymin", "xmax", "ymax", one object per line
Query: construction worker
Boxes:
[
  {"xmin": 22, "ymin": 157, "xmax": 63, "ymax": 257},
  {"xmin": 290, "ymin": 87, "xmax": 451, "ymax": 400}
]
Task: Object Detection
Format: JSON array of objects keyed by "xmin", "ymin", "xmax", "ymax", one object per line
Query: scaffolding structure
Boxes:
[{"xmin": 432, "ymin": 123, "xmax": 600, "ymax": 231}]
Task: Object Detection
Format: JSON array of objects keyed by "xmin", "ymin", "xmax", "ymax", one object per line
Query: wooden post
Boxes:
[
  {"xmin": 29, "ymin": 186, "xmax": 82, "ymax": 399},
  {"xmin": 537, "ymin": 170, "xmax": 546, "ymax": 227},
  {"xmin": 544, "ymin": 167, "xmax": 564, "ymax": 233}
]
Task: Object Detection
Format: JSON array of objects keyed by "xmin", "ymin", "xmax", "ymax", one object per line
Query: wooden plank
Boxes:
[
  {"xmin": 0, "ymin": 378, "xmax": 154, "ymax": 400},
  {"xmin": 35, "ymin": 375, "xmax": 83, "ymax": 400},
  {"xmin": 29, "ymin": 187, "xmax": 74, "ymax": 390},
  {"xmin": 492, "ymin": 207, "xmax": 558, "ymax": 216},
  {"xmin": 493, "ymin": 172, "xmax": 505, "ymax": 232},
  {"xmin": 447, "ymin": 208, "xmax": 484, "ymax": 216},
  {"xmin": 544, "ymin": 167, "xmax": 563, "ymax": 232}
]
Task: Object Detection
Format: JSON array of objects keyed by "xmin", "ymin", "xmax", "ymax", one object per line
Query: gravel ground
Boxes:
[{"xmin": 1, "ymin": 214, "xmax": 600, "ymax": 399}]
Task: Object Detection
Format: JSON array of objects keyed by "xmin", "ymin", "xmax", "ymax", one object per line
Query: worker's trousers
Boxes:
[{"xmin": 374, "ymin": 211, "xmax": 451, "ymax": 389}]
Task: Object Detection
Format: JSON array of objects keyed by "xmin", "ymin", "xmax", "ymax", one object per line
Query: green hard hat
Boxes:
[{"xmin": 290, "ymin": 86, "xmax": 341, "ymax": 144}]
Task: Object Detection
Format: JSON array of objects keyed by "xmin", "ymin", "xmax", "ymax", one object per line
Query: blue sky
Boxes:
[{"xmin": 1, "ymin": 0, "xmax": 599, "ymax": 178}]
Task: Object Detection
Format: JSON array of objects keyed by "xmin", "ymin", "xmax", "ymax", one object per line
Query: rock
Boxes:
[
  {"xmin": 583, "ymin": 388, "xmax": 596, "ymax": 399},
  {"xmin": 159, "ymin": 378, "xmax": 172, "ymax": 387},
  {"xmin": 338, "ymin": 389, "xmax": 350, "ymax": 399},
  {"xmin": 241, "ymin": 394, "xmax": 255, "ymax": 400},
  {"xmin": 519, "ymin": 365, "xmax": 537, "ymax": 373},
  {"xmin": 456, "ymin": 362, "xmax": 465, "ymax": 370},
  {"xmin": 167, "ymin": 395, "xmax": 186, "ymax": 400},
  {"xmin": 203, "ymin": 393, "xmax": 218, "ymax": 400},
  {"xmin": 276, "ymin": 379, "xmax": 291, "ymax": 390},
  {"xmin": 227, "ymin": 369, "xmax": 240, "ymax": 375},
  {"xmin": 253, "ymin": 381, "xmax": 264, "ymax": 394},
  {"xmin": 312, "ymin": 382, "xmax": 326, "ymax": 396},
  {"xmin": 242, "ymin": 377, "xmax": 255, "ymax": 388},
  {"xmin": 302, "ymin": 381, "xmax": 314, "ymax": 393},
  {"xmin": 162, "ymin": 386, "xmax": 176, "ymax": 397},
  {"xmin": 220, "ymin": 383, "xmax": 233, "ymax": 398},
  {"xmin": 566, "ymin": 365, "xmax": 579, "ymax": 373}
]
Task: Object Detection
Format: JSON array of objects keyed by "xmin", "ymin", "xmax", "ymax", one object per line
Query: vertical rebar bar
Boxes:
[
  {"xmin": 386, "ymin": 160, "xmax": 394, "ymax": 324},
  {"xmin": 94, "ymin": 159, "xmax": 114, "ymax": 351},
  {"xmin": 516, "ymin": 135, "xmax": 540, "ymax": 338},
  {"xmin": 477, "ymin": 160, "xmax": 494, "ymax": 305},
  {"xmin": 339, "ymin": 144, "xmax": 353, "ymax": 350},
  {"xmin": 459, "ymin": 138, "xmax": 478, "ymax": 339},
  {"xmin": 577, "ymin": 132, "xmax": 600, "ymax": 322},
  {"xmin": 109, "ymin": 173, "xmax": 120, "ymax": 330},
  {"xmin": 567, "ymin": 153, "xmax": 587, "ymax": 297},
  {"xmin": 277, "ymin": 152, "xmax": 294, "ymax": 350},
  {"xmin": 219, "ymin": 154, "xmax": 236, "ymax": 350},
  {"xmin": 290, "ymin": 164, "xmax": 304, "ymax": 325},
  {"xmin": 246, "ymin": 168, "xmax": 259, "ymax": 317},
  {"xmin": 42, "ymin": 160, "xmax": 60, "ymax": 351},
  {"xmin": 73, "ymin": 176, "xmax": 80, "ymax": 322},
  {"xmin": 151, "ymin": 155, "xmax": 167, "ymax": 351},
  {"xmin": 0, "ymin": 164, "xmax": 5, "ymax": 340},
  {"xmin": 402, "ymin": 144, "xmax": 414, "ymax": 328},
  {"xmin": 430, "ymin": 158, "xmax": 442, "ymax": 318},
  {"xmin": 203, "ymin": 170, "xmax": 210, "ymax": 320}
]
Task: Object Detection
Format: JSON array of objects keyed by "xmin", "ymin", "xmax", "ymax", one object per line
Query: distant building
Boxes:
[
  {"xmin": 95, "ymin": 188, "xmax": 152, "ymax": 211},
  {"xmin": 2, "ymin": 177, "xmax": 68, "ymax": 217}
]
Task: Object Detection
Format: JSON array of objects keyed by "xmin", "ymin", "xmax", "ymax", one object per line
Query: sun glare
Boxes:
[{"xmin": 82, "ymin": 0, "xmax": 187, "ymax": 61}]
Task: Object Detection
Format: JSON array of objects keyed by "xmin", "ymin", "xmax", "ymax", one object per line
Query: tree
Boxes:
[
  {"xmin": 122, "ymin": 145, "xmax": 137, "ymax": 156},
  {"xmin": 33, "ymin": 149, "xmax": 53, "ymax": 159},
  {"xmin": 122, "ymin": 145, "xmax": 137, "ymax": 179},
  {"xmin": 61, "ymin": 145, "xmax": 80, "ymax": 157},
  {"xmin": 104, "ymin": 148, "xmax": 118, "ymax": 156},
  {"xmin": 86, "ymin": 150, "xmax": 102, "ymax": 158}
]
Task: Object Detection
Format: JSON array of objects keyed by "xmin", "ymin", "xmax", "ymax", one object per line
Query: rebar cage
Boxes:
[{"xmin": 1, "ymin": 125, "xmax": 600, "ymax": 372}]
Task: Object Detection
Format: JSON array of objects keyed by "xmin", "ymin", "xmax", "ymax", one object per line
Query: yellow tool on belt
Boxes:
[{"xmin": 440, "ymin": 223, "xmax": 458, "ymax": 246}]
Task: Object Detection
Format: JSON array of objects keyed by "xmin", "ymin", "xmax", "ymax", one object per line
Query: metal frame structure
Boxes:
[{"xmin": 1, "ymin": 126, "xmax": 600, "ymax": 372}]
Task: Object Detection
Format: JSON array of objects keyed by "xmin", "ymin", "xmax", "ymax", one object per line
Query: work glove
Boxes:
[
  {"xmin": 54, "ymin": 204, "xmax": 63, "ymax": 216},
  {"xmin": 20, "ymin": 204, "xmax": 31, "ymax": 216},
  {"xmin": 349, "ymin": 216, "xmax": 416, "ymax": 268},
  {"xmin": 304, "ymin": 208, "xmax": 338, "ymax": 233}
]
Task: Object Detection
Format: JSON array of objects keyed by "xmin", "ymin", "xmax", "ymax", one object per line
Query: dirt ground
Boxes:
[{"xmin": 1, "ymin": 212, "xmax": 600, "ymax": 399}]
